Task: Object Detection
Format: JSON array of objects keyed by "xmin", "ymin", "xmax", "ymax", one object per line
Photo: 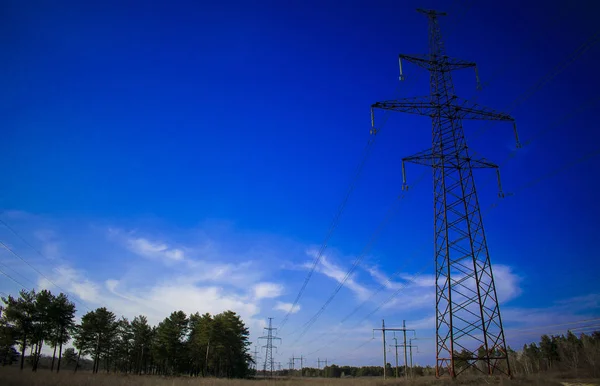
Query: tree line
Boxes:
[
  {"xmin": 267, "ymin": 332, "xmax": 599, "ymax": 379},
  {"xmin": 508, "ymin": 331, "xmax": 600, "ymax": 377},
  {"xmin": 276, "ymin": 364, "xmax": 435, "ymax": 378},
  {"xmin": 0, "ymin": 289, "xmax": 253, "ymax": 378}
]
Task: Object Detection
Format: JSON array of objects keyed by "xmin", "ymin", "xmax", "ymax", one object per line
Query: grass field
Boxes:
[{"xmin": 0, "ymin": 369, "xmax": 598, "ymax": 386}]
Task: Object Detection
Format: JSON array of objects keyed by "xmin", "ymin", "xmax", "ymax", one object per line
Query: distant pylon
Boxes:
[
  {"xmin": 253, "ymin": 345, "xmax": 261, "ymax": 371},
  {"xmin": 371, "ymin": 9, "xmax": 519, "ymax": 378},
  {"xmin": 259, "ymin": 317, "xmax": 281, "ymax": 378}
]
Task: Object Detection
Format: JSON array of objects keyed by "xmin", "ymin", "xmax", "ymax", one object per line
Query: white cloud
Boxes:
[
  {"xmin": 127, "ymin": 237, "xmax": 185, "ymax": 262},
  {"xmin": 142, "ymin": 284, "xmax": 260, "ymax": 324},
  {"xmin": 38, "ymin": 266, "xmax": 101, "ymax": 304},
  {"xmin": 367, "ymin": 266, "xmax": 435, "ymax": 290},
  {"xmin": 274, "ymin": 301, "xmax": 300, "ymax": 314},
  {"xmin": 252, "ymin": 282, "xmax": 283, "ymax": 300},
  {"xmin": 492, "ymin": 264, "xmax": 522, "ymax": 303},
  {"xmin": 305, "ymin": 250, "xmax": 371, "ymax": 301},
  {"xmin": 105, "ymin": 279, "xmax": 119, "ymax": 292},
  {"xmin": 165, "ymin": 248, "xmax": 184, "ymax": 261}
]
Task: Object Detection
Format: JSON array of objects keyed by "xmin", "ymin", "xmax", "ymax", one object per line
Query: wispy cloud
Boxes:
[
  {"xmin": 304, "ymin": 250, "xmax": 372, "ymax": 301},
  {"xmin": 367, "ymin": 266, "xmax": 435, "ymax": 289},
  {"xmin": 38, "ymin": 266, "xmax": 101, "ymax": 304},
  {"xmin": 274, "ymin": 301, "xmax": 300, "ymax": 314},
  {"xmin": 127, "ymin": 237, "xmax": 185, "ymax": 262},
  {"xmin": 252, "ymin": 282, "xmax": 283, "ymax": 300}
]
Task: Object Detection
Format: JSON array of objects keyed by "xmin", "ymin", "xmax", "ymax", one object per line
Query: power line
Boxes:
[
  {"xmin": 0, "ymin": 265, "xmax": 31, "ymax": 291},
  {"xmin": 0, "ymin": 217, "xmax": 58, "ymax": 265},
  {"xmin": 278, "ymin": 136, "xmax": 377, "ymax": 331},
  {"xmin": 304, "ymin": 253, "xmax": 421, "ymax": 356},
  {"xmin": 507, "ymin": 318, "xmax": 600, "ymax": 334},
  {"xmin": 508, "ymin": 324, "xmax": 600, "ymax": 340},
  {"xmin": 305, "ymin": 259, "xmax": 429, "ymax": 357},
  {"xmin": 304, "ymin": 118, "xmax": 600, "ymax": 360},
  {"xmin": 0, "ymin": 239, "xmax": 92, "ymax": 312},
  {"xmin": 301, "ymin": 108, "xmax": 597, "ymax": 367},
  {"xmin": 486, "ymin": 147, "xmax": 600, "ymax": 215},
  {"xmin": 471, "ymin": 29, "xmax": 600, "ymax": 142},
  {"xmin": 301, "ymin": 101, "xmax": 598, "ymax": 358},
  {"xmin": 292, "ymin": 172, "xmax": 427, "ymax": 345},
  {"xmin": 343, "ymin": 149, "xmax": 600, "ymax": 355},
  {"xmin": 470, "ymin": 10, "xmax": 567, "ymax": 102},
  {"xmin": 297, "ymin": 7, "xmax": 585, "ymax": 358},
  {"xmin": 0, "ymin": 258, "xmax": 38, "ymax": 289},
  {"xmin": 474, "ymin": 94, "xmax": 600, "ymax": 193},
  {"xmin": 279, "ymin": 53, "xmax": 427, "ymax": 332}
]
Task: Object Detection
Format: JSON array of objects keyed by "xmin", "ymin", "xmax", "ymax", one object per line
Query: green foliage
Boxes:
[
  {"xmin": 62, "ymin": 348, "xmax": 78, "ymax": 367},
  {"xmin": 0, "ymin": 288, "xmax": 260, "ymax": 379},
  {"xmin": 1, "ymin": 290, "xmax": 37, "ymax": 369},
  {"xmin": 509, "ymin": 331, "xmax": 600, "ymax": 377}
]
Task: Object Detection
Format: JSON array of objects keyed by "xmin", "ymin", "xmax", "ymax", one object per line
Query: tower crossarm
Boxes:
[
  {"xmin": 400, "ymin": 54, "xmax": 477, "ymax": 72},
  {"xmin": 372, "ymin": 97, "xmax": 520, "ymax": 147},
  {"xmin": 403, "ymin": 152, "xmax": 499, "ymax": 170},
  {"xmin": 401, "ymin": 151, "xmax": 505, "ymax": 195},
  {"xmin": 452, "ymin": 97, "xmax": 514, "ymax": 122},
  {"xmin": 371, "ymin": 96, "xmax": 435, "ymax": 117},
  {"xmin": 372, "ymin": 97, "xmax": 515, "ymax": 122}
]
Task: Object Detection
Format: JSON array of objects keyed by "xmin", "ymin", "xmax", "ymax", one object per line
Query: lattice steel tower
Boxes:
[
  {"xmin": 259, "ymin": 317, "xmax": 280, "ymax": 378},
  {"xmin": 371, "ymin": 9, "xmax": 520, "ymax": 377}
]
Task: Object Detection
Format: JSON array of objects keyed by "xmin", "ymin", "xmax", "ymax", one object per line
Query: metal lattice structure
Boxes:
[
  {"xmin": 371, "ymin": 9, "xmax": 520, "ymax": 377},
  {"xmin": 258, "ymin": 317, "xmax": 280, "ymax": 378}
]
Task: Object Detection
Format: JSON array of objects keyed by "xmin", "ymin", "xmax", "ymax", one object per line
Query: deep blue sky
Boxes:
[{"xmin": 1, "ymin": 0, "xmax": 600, "ymax": 365}]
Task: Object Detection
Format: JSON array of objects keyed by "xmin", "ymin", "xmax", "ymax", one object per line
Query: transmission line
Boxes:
[
  {"xmin": 471, "ymin": 10, "xmax": 566, "ymax": 103},
  {"xmin": 0, "ymin": 217, "xmax": 57, "ymax": 265},
  {"xmin": 304, "ymin": 254, "xmax": 420, "ymax": 356},
  {"xmin": 292, "ymin": 172, "xmax": 427, "ymax": 345},
  {"xmin": 486, "ymin": 147, "xmax": 600, "ymax": 214},
  {"xmin": 0, "ymin": 265, "xmax": 31, "ymax": 291},
  {"xmin": 290, "ymin": 8, "xmax": 595, "ymax": 348},
  {"xmin": 472, "ymin": 29, "xmax": 600, "ymax": 142},
  {"xmin": 507, "ymin": 318, "xmax": 600, "ymax": 335},
  {"xmin": 298, "ymin": 13, "xmax": 595, "ymax": 362},
  {"xmin": 279, "ymin": 135, "xmax": 377, "ymax": 331},
  {"xmin": 0, "ymin": 258, "xmax": 38, "ymax": 289},
  {"xmin": 0, "ymin": 239, "xmax": 92, "ymax": 311},
  {"xmin": 303, "ymin": 104, "xmax": 598, "ymax": 358},
  {"xmin": 279, "ymin": 67, "xmax": 424, "ymax": 332}
]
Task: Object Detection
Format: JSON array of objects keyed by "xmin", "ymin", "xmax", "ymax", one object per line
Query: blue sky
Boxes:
[{"xmin": 1, "ymin": 0, "xmax": 600, "ymax": 367}]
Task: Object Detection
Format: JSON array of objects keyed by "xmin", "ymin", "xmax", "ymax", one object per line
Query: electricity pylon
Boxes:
[
  {"xmin": 371, "ymin": 9, "xmax": 519, "ymax": 378},
  {"xmin": 259, "ymin": 317, "xmax": 281, "ymax": 378},
  {"xmin": 253, "ymin": 345, "xmax": 261, "ymax": 371}
]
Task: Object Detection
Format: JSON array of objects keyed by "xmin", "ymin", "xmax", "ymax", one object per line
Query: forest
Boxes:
[
  {"xmin": 1, "ymin": 288, "xmax": 599, "ymax": 380},
  {"xmin": 0, "ymin": 289, "xmax": 252, "ymax": 378},
  {"xmin": 284, "ymin": 332, "xmax": 600, "ymax": 379}
]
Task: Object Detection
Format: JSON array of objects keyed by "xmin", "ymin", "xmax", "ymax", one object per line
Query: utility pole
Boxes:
[
  {"xmin": 403, "ymin": 320, "xmax": 409, "ymax": 381},
  {"xmin": 391, "ymin": 334, "xmax": 399, "ymax": 379},
  {"xmin": 397, "ymin": 341, "xmax": 418, "ymax": 379},
  {"xmin": 319, "ymin": 358, "xmax": 328, "ymax": 377},
  {"xmin": 292, "ymin": 355, "xmax": 304, "ymax": 377},
  {"xmin": 373, "ymin": 319, "xmax": 387, "ymax": 379},
  {"xmin": 374, "ymin": 320, "xmax": 415, "ymax": 380},
  {"xmin": 371, "ymin": 8, "xmax": 517, "ymax": 378},
  {"xmin": 258, "ymin": 317, "xmax": 281, "ymax": 378},
  {"xmin": 409, "ymin": 339, "xmax": 418, "ymax": 378},
  {"xmin": 318, "ymin": 358, "xmax": 328, "ymax": 377}
]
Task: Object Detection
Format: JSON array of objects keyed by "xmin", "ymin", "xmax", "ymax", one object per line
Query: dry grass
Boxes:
[{"xmin": 0, "ymin": 368, "xmax": 597, "ymax": 386}]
